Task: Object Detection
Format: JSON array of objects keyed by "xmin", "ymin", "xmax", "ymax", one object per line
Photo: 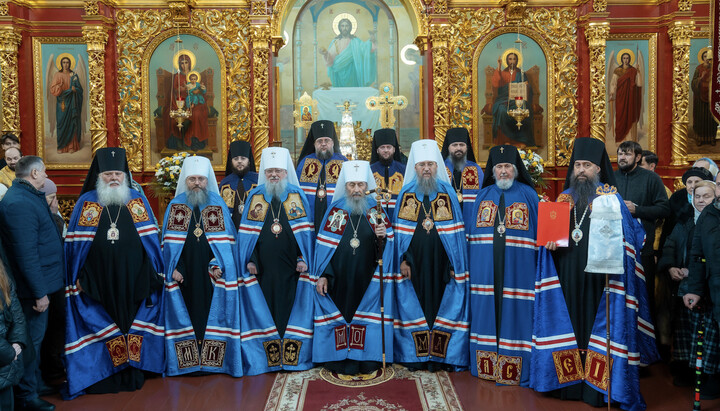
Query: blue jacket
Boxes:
[{"xmin": 0, "ymin": 179, "xmax": 64, "ymax": 300}]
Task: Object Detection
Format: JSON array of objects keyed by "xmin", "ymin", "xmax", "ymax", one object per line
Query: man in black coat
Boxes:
[
  {"xmin": 614, "ymin": 141, "xmax": 669, "ymax": 315},
  {"xmin": 0, "ymin": 156, "xmax": 63, "ymax": 411}
]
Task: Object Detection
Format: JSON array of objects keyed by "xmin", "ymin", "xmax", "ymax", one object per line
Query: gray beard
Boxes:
[
  {"xmin": 96, "ymin": 177, "xmax": 131, "ymax": 207},
  {"xmin": 316, "ymin": 149, "xmax": 332, "ymax": 161},
  {"xmin": 347, "ymin": 194, "xmax": 369, "ymax": 216},
  {"xmin": 416, "ymin": 175, "xmax": 438, "ymax": 196},
  {"xmin": 187, "ymin": 187, "xmax": 209, "ymax": 208},
  {"xmin": 569, "ymin": 172, "xmax": 600, "ymax": 211},
  {"xmin": 266, "ymin": 178, "xmax": 288, "ymax": 201},
  {"xmin": 496, "ymin": 178, "xmax": 514, "ymax": 190},
  {"xmin": 451, "ymin": 155, "xmax": 467, "ymax": 172}
]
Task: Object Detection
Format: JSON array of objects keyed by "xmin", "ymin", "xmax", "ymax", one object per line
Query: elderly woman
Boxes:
[{"xmin": 668, "ymin": 180, "xmax": 720, "ymax": 398}]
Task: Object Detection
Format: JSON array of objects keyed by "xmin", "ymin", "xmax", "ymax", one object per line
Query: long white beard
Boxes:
[
  {"xmin": 496, "ymin": 178, "xmax": 514, "ymax": 190},
  {"xmin": 416, "ymin": 175, "xmax": 438, "ymax": 196},
  {"xmin": 347, "ymin": 194, "xmax": 369, "ymax": 216},
  {"xmin": 266, "ymin": 178, "xmax": 288, "ymax": 201},
  {"xmin": 96, "ymin": 177, "xmax": 131, "ymax": 207},
  {"xmin": 187, "ymin": 187, "xmax": 208, "ymax": 208}
]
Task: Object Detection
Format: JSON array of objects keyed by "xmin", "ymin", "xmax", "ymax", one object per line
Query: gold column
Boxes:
[
  {"xmin": 585, "ymin": 22, "xmax": 610, "ymax": 142},
  {"xmin": 668, "ymin": 21, "xmax": 694, "ymax": 166},
  {"xmin": 82, "ymin": 25, "xmax": 109, "ymax": 156},
  {"xmin": 429, "ymin": 23, "xmax": 449, "ymax": 148},
  {"xmin": 0, "ymin": 25, "xmax": 21, "ymax": 136},
  {"xmin": 251, "ymin": 24, "xmax": 271, "ymax": 163}
]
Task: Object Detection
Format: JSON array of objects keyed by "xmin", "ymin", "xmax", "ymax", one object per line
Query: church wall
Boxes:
[{"xmin": 0, "ymin": 0, "xmax": 715, "ymax": 218}]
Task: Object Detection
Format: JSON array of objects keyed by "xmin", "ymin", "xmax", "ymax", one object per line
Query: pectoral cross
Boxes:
[
  {"xmin": 500, "ymin": 147, "xmax": 504, "ymax": 153},
  {"xmin": 366, "ymin": 82, "xmax": 408, "ymax": 129},
  {"xmin": 111, "ymin": 150, "xmax": 116, "ymax": 157}
]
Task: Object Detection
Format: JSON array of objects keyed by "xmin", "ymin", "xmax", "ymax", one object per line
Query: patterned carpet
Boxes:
[{"xmin": 264, "ymin": 365, "xmax": 464, "ymax": 410}]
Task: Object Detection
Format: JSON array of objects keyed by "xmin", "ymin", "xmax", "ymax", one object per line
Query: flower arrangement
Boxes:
[
  {"xmin": 151, "ymin": 152, "xmax": 192, "ymax": 196},
  {"xmin": 518, "ymin": 148, "xmax": 547, "ymax": 189}
]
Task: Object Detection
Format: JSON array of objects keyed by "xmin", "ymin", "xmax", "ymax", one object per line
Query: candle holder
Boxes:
[{"xmin": 507, "ymin": 96, "xmax": 529, "ymax": 129}]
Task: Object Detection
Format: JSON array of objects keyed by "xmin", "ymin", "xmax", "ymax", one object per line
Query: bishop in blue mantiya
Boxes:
[
  {"xmin": 467, "ymin": 145, "xmax": 538, "ymax": 386},
  {"xmin": 296, "ymin": 120, "xmax": 348, "ymax": 233},
  {"xmin": 534, "ymin": 137, "xmax": 659, "ymax": 410},
  {"xmin": 238, "ymin": 147, "xmax": 316, "ymax": 372},
  {"xmin": 162, "ymin": 156, "xmax": 243, "ymax": 377},
  {"xmin": 64, "ymin": 147, "xmax": 165, "ymax": 398},
  {"xmin": 370, "ymin": 128, "xmax": 405, "ymax": 217},
  {"xmin": 312, "ymin": 160, "xmax": 394, "ymax": 375},
  {"xmin": 392, "ymin": 139, "xmax": 469, "ymax": 371},
  {"xmin": 441, "ymin": 127, "xmax": 483, "ymax": 225},
  {"xmin": 218, "ymin": 140, "xmax": 258, "ymax": 230}
]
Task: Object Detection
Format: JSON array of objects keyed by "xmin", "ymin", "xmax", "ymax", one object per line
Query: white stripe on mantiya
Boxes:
[
  {"xmin": 498, "ymin": 338, "xmax": 533, "ymax": 352},
  {"xmin": 65, "ymin": 324, "xmax": 119, "ymax": 355}
]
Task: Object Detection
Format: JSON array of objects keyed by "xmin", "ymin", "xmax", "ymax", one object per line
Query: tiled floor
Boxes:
[{"xmin": 44, "ymin": 363, "xmax": 720, "ymax": 410}]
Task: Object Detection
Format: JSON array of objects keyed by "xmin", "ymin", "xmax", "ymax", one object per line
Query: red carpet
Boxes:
[{"xmin": 264, "ymin": 365, "xmax": 463, "ymax": 410}]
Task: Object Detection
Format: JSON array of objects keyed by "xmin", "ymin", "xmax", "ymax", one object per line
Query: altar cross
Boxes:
[{"xmin": 365, "ymin": 82, "xmax": 408, "ymax": 129}]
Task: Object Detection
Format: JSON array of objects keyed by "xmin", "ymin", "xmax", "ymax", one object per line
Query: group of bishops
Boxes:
[{"xmin": 61, "ymin": 122, "xmax": 658, "ymax": 410}]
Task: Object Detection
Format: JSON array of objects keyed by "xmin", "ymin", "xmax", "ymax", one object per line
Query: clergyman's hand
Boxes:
[
  {"xmin": 316, "ymin": 277, "xmax": 328, "ymax": 297},
  {"xmin": 247, "ymin": 262, "xmax": 258, "ymax": 275},
  {"xmin": 172, "ymin": 269, "xmax": 184, "ymax": 283},
  {"xmin": 211, "ymin": 267, "xmax": 223, "ymax": 280},
  {"xmin": 545, "ymin": 241, "xmax": 558, "ymax": 251},
  {"xmin": 375, "ymin": 223, "xmax": 386, "ymax": 238},
  {"xmin": 296, "ymin": 261, "xmax": 308, "ymax": 273},
  {"xmin": 75, "ymin": 279, "xmax": 84, "ymax": 293},
  {"xmin": 400, "ymin": 261, "xmax": 411, "ymax": 279}
]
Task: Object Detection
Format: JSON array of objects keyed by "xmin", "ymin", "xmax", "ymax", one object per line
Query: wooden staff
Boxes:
[{"xmin": 371, "ymin": 187, "xmax": 389, "ymax": 369}]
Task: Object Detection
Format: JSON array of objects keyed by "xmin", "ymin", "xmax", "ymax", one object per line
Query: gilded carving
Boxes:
[
  {"xmin": 0, "ymin": 0, "xmax": 8, "ymax": 17},
  {"xmin": 668, "ymin": 22, "xmax": 694, "ymax": 166},
  {"xmin": 251, "ymin": 0, "xmax": 267, "ymax": 16},
  {"xmin": 168, "ymin": 0, "xmax": 194, "ymax": 27},
  {"xmin": 592, "ymin": 0, "xmax": 607, "ymax": 13},
  {"xmin": 191, "ymin": 10, "xmax": 253, "ymax": 146},
  {"xmin": 430, "ymin": 22, "xmax": 450, "ymax": 149},
  {"xmin": 585, "ymin": 23, "xmax": 609, "ymax": 143},
  {"xmin": 116, "ymin": 9, "xmax": 174, "ymax": 171},
  {"xmin": 83, "ymin": 27, "xmax": 109, "ymax": 156},
  {"xmin": 678, "ymin": 0, "xmax": 692, "ymax": 12},
  {"xmin": 0, "ymin": 27, "xmax": 21, "ymax": 135},
  {"xmin": 434, "ymin": 0, "xmax": 448, "ymax": 15},
  {"xmin": 506, "ymin": 0, "xmax": 527, "ymax": 25},
  {"xmin": 84, "ymin": 0, "xmax": 99, "ymax": 16},
  {"xmin": 440, "ymin": 9, "xmax": 503, "ymax": 154},
  {"xmin": 461, "ymin": 8, "xmax": 577, "ymax": 166},
  {"xmin": 251, "ymin": 25, "xmax": 271, "ymax": 163}
]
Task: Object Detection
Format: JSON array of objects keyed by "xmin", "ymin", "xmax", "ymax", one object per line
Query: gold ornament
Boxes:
[
  {"xmin": 0, "ymin": 26, "xmax": 21, "ymax": 136},
  {"xmin": 83, "ymin": 26, "xmax": 109, "ymax": 157},
  {"xmin": 668, "ymin": 22, "xmax": 694, "ymax": 166},
  {"xmin": 586, "ymin": 23, "xmax": 609, "ymax": 143}
]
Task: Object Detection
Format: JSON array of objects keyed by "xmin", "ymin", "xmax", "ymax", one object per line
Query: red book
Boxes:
[{"xmin": 536, "ymin": 202, "xmax": 571, "ymax": 247}]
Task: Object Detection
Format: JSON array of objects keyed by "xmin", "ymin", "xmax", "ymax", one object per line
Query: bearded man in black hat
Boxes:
[
  {"xmin": 467, "ymin": 145, "xmax": 537, "ymax": 386},
  {"xmin": 64, "ymin": 147, "xmax": 164, "ymax": 398},
  {"xmin": 296, "ymin": 120, "xmax": 348, "ymax": 232},
  {"xmin": 441, "ymin": 127, "xmax": 484, "ymax": 224},
  {"xmin": 219, "ymin": 140, "xmax": 258, "ymax": 230},
  {"xmin": 370, "ymin": 128, "xmax": 405, "ymax": 215},
  {"xmin": 541, "ymin": 137, "xmax": 658, "ymax": 409}
]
